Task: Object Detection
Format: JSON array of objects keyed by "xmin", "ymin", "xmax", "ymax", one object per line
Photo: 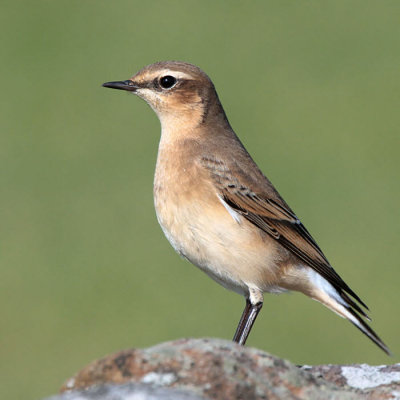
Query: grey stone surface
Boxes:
[
  {"xmin": 45, "ymin": 338, "xmax": 399, "ymax": 400},
  {"xmin": 44, "ymin": 383, "xmax": 206, "ymax": 400},
  {"xmin": 303, "ymin": 363, "xmax": 400, "ymax": 399}
]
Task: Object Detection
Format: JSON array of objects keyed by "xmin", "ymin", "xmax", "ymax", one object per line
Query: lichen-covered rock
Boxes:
[
  {"xmin": 303, "ymin": 363, "xmax": 400, "ymax": 399},
  {"xmin": 59, "ymin": 338, "xmax": 381, "ymax": 399}
]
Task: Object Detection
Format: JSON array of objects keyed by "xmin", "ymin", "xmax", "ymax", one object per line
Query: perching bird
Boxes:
[{"xmin": 103, "ymin": 61, "xmax": 389, "ymax": 354}]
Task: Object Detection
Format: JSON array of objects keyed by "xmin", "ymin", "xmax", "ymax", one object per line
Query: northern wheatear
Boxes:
[{"xmin": 103, "ymin": 61, "xmax": 389, "ymax": 354}]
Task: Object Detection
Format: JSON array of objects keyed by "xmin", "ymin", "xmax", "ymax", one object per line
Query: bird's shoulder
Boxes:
[{"xmin": 197, "ymin": 132, "xmax": 289, "ymax": 208}]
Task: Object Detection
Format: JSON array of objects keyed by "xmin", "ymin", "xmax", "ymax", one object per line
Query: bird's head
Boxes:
[{"xmin": 103, "ymin": 61, "xmax": 228, "ymax": 130}]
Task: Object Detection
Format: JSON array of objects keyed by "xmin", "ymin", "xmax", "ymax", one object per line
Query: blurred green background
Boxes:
[{"xmin": 1, "ymin": 1, "xmax": 399, "ymax": 398}]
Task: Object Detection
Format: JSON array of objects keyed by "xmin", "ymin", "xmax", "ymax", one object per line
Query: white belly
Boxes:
[{"xmin": 154, "ymin": 187, "xmax": 285, "ymax": 297}]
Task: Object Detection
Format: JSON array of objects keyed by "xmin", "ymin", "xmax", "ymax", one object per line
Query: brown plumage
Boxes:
[{"xmin": 103, "ymin": 61, "xmax": 390, "ymax": 354}]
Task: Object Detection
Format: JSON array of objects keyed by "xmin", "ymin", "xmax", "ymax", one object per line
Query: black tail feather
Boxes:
[{"xmin": 346, "ymin": 305, "xmax": 391, "ymax": 356}]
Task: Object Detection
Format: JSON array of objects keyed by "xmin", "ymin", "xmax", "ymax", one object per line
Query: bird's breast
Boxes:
[{"xmin": 153, "ymin": 149, "xmax": 214, "ymax": 260}]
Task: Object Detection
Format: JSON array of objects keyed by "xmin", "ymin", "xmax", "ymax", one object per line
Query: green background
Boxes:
[{"xmin": 1, "ymin": 1, "xmax": 399, "ymax": 399}]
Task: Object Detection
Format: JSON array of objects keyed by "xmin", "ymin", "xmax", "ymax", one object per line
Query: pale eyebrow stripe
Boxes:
[{"xmin": 158, "ymin": 70, "xmax": 193, "ymax": 80}]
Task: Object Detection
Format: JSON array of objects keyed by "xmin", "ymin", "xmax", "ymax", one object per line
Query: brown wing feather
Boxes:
[{"xmin": 202, "ymin": 156, "xmax": 368, "ymax": 311}]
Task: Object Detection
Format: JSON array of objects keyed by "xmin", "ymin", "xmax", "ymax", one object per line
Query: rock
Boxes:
[
  {"xmin": 45, "ymin": 382, "xmax": 205, "ymax": 400},
  {"xmin": 50, "ymin": 338, "xmax": 399, "ymax": 400},
  {"xmin": 302, "ymin": 363, "xmax": 400, "ymax": 399}
]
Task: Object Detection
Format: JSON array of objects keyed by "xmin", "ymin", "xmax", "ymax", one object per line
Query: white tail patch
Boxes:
[
  {"xmin": 307, "ymin": 269, "xmax": 347, "ymax": 307},
  {"xmin": 307, "ymin": 270, "xmax": 371, "ymax": 339},
  {"xmin": 306, "ymin": 268, "xmax": 359, "ymax": 322},
  {"xmin": 307, "ymin": 268, "xmax": 390, "ymax": 354}
]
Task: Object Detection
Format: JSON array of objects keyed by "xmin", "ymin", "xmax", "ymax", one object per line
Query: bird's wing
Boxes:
[{"xmin": 201, "ymin": 156, "xmax": 368, "ymax": 312}]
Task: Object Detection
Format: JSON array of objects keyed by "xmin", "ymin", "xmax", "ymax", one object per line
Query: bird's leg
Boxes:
[
  {"xmin": 233, "ymin": 297, "xmax": 263, "ymax": 345},
  {"xmin": 233, "ymin": 298, "xmax": 252, "ymax": 343}
]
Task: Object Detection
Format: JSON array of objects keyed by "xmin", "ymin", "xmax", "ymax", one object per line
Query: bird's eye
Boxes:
[{"xmin": 159, "ymin": 75, "xmax": 177, "ymax": 89}]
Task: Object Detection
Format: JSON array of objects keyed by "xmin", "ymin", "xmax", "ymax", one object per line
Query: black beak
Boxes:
[{"xmin": 102, "ymin": 80, "xmax": 138, "ymax": 92}]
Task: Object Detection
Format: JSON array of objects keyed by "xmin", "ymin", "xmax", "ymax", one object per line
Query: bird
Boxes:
[{"xmin": 102, "ymin": 61, "xmax": 390, "ymax": 354}]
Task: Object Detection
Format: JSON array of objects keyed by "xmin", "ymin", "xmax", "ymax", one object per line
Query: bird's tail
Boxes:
[{"xmin": 308, "ymin": 271, "xmax": 391, "ymax": 355}]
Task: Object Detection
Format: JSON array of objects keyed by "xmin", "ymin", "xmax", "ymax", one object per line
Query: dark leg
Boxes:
[
  {"xmin": 233, "ymin": 298, "xmax": 252, "ymax": 343},
  {"xmin": 232, "ymin": 298, "xmax": 263, "ymax": 345}
]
